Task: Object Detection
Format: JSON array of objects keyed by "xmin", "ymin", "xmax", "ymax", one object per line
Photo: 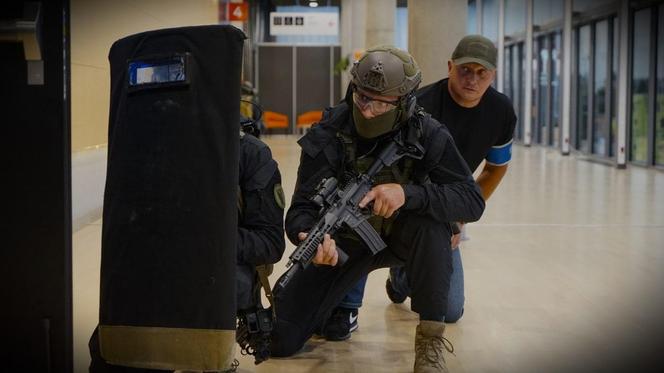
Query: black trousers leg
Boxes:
[
  {"xmin": 270, "ymin": 237, "xmax": 378, "ymax": 356},
  {"xmin": 386, "ymin": 213, "xmax": 453, "ymax": 321},
  {"xmin": 271, "ymin": 212, "xmax": 453, "ymax": 357}
]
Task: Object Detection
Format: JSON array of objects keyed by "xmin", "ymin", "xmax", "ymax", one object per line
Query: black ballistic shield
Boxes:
[{"xmin": 98, "ymin": 25, "xmax": 245, "ymax": 371}]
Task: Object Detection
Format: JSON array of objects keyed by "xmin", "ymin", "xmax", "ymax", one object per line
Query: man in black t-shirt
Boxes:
[
  {"xmin": 386, "ymin": 34, "xmax": 517, "ymax": 318},
  {"xmin": 327, "ymin": 35, "xmax": 516, "ymax": 338}
]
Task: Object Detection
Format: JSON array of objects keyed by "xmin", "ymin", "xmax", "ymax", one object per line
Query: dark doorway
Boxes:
[{"xmin": 1, "ymin": 1, "xmax": 73, "ymax": 371}]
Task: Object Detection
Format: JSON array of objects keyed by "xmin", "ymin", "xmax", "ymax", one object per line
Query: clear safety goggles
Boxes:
[{"xmin": 352, "ymin": 86, "xmax": 399, "ymax": 116}]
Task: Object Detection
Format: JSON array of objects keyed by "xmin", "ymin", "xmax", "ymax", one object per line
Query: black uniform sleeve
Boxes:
[
  {"xmin": 401, "ymin": 123, "xmax": 485, "ymax": 223},
  {"xmin": 237, "ymin": 142, "xmax": 285, "ymax": 266},
  {"xmin": 284, "ymin": 148, "xmax": 337, "ymax": 246}
]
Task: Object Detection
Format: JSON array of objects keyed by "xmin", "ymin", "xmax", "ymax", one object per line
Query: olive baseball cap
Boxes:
[{"xmin": 451, "ymin": 35, "xmax": 497, "ymax": 70}]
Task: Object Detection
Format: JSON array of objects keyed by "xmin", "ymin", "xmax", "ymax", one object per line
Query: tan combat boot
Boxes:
[{"xmin": 414, "ymin": 320, "xmax": 455, "ymax": 373}]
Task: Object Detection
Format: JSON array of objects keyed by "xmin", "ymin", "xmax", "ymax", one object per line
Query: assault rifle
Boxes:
[{"xmin": 276, "ymin": 130, "xmax": 424, "ymax": 290}]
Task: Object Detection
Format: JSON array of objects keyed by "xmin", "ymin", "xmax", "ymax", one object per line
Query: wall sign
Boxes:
[{"xmin": 269, "ymin": 12, "xmax": 339, "ymax": 36}]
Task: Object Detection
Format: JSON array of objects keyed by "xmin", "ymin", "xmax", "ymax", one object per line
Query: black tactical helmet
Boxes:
[{"xmin": 350, "ymin": 45, "xmax": 422, "ymax": 97}]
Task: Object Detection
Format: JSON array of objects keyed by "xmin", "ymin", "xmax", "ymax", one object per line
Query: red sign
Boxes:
[{"xmin": 229, "ymin": 3, "xmax": 249, "ymax": 21}]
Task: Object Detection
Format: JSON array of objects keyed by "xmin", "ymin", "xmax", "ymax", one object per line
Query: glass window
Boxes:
[
  {"xmin": 533, "ymin": 37, "xmax": 540, "ymax": 138},
  {"xmin": 611, "ymin": 17, "xmax": 618, "ymax": 157},
  {"xmin": 630, "ymin": 9, "xmax": 651, "ymax": 163},
  {"xmin": 656, "ymin": 5, "xmax": 664, "ymax": 166},
  {"xmin": 394, "ymin": 6, "xmax": 408, "ymax": 50},
  {"xmin": 550, "ymin": 32, "xmax": 561, "ymax": 148},
  {"xmin": 504, "ymin": 46, "xmax": 512, "ymax": 98},
  {"xmin": 482, "ymin": 0, "xmax": 498, "ymax": 42},
  {"xmin": 518, "ymin": 43, "xmax": 525, "ymax": 141},
  {"xmin": 593, "ymin": 19, "xmax": 609, "ymax": 156},
  {"xmin": 512, "ymin": 43, "xmax": 524, "ymax": 141},
  {"xmin": 505, "ymin": 0, "xmax": 526, "ymax": 35},
  {"xmin": 468, "ymin": 0, "xmax": 478, "ymax": 35},
  {"xmin": 577, "ymin": 25, "xmax": 591, "ymax": 152},
  {"xmin": 537, "ymin": 36, "xmax": 550, "ymax": 144}
]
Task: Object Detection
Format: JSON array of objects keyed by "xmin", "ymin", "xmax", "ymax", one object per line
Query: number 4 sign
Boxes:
[{"xmin": 229, "ymin": 2, "xmax": 248, "ymax": 22}]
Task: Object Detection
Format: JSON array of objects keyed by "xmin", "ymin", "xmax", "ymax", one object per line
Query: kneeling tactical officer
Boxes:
[
  {"xmin": 270, "ymin": 46, "xmax": 485, "ymax": 373},
  {"xmin": 235, "ymin": 106, "xmax": 286, "ymax": 365}
]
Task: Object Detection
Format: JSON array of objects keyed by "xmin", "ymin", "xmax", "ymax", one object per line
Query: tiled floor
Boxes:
[{"xmin": 73, "ymin": 136, "xmax": 664, "ymax": 372}]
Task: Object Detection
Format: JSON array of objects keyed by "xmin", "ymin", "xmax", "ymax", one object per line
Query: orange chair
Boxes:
[
  {"xmin": 297, "ymin": 110, "xmax": 323, "ymax": 131},
  {"xmin": 263, "ymin": 111, "xmax": 289, "ymax": 129}
]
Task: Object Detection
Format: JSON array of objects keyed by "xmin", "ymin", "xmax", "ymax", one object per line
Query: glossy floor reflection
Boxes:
[{"xmin": 73, "ymin": 136, "xmax": 664, "ymax": 373}]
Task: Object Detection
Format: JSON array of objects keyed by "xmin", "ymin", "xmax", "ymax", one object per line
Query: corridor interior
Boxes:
[{"xmin": 72, "ymin": 136, "xmax": 664, "ymax": 373}]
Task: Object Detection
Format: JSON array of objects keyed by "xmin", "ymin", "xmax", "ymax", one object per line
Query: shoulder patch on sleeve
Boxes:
[{"xmin": 273, "ymin": 183, "xmax": 286, "ymax": 209}]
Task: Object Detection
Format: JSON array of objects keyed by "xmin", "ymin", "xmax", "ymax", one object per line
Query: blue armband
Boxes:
[{"xmin": 486, "ymin": 141, "xmax": 512, "ymax": 166}]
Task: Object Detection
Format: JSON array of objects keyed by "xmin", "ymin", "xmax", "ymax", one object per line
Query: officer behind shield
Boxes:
[
  {"xmin": 234, "ymin": 113, "xmax": 286, "ymax": 365},
  {"xmin": 269, "ymin": 46, "xmax": 485, "ymax": 373}
]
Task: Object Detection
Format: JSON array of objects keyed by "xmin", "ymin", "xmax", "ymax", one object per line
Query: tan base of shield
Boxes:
[{"xmin": 99, "ymin": 324, "xmax": 236, "ymax": 371}]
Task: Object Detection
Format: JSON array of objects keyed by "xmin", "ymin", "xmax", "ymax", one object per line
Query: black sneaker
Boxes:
[
  {"xmin": 386, "ymin": 267, "xmax": 408, "ymax": 304},
  {"xmin": 322, "ymin": 307, "xmax": 358, "ymax": 341}
]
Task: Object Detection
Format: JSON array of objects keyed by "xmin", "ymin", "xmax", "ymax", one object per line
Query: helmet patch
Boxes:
[{"xmin": 363, "ymin": 61, "xmax": 387, "ymax": 91}]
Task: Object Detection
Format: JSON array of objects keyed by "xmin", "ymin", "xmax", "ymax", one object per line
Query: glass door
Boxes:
[
  {"xmin": 592, "ymin": 19, "xmax": 611, "ymax": 157},
  {"xmin": 550, "ymin": 32, "xmax": 562, "ymax": 148}
]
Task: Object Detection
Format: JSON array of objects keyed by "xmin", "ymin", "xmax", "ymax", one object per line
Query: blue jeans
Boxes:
[{"xmin": 339, "ymin": 246, "xmax": 465, "ymax": 323}]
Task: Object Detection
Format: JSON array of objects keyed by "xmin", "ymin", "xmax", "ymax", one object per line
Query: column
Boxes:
[
  {"xmin": 408, "ymin": 0, "xmax": 466, "ymax": 86},
  {"xmin": 365, "ymin": 0, "xmax": 395, "ymax": 48},
  {"xmin": 340, "ymin": 0, "xmax": 367, "ymax": 98}
]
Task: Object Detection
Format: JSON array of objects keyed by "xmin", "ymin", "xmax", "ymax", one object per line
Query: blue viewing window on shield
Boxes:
[{"xmin": 128, "ymin": 54, "xmax": 189, "ymax": 88}]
